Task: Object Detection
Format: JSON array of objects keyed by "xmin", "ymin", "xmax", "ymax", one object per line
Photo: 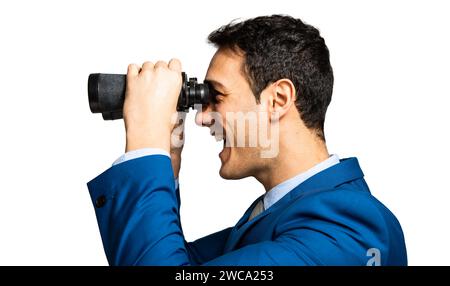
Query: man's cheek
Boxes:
[{"xmin": 259, "ymin": 111, "xmax": 280, "ymax": 159}]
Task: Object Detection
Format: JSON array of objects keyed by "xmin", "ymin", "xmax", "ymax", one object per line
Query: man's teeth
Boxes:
[
  {"xmin": 210, "ymin": 130, "xmax": 226, "ymax": 144},
  {"xmin": 213, "ymin": 132, "xmax": 224, "ymax": 142}
]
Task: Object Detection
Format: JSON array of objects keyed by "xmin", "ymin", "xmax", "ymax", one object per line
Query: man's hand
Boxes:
[
  {"xmin": 123, "ymin": 59, "xmax": 182, "ymax": 153},
  {"xmin": 170, "ymin": 112, "xmax": 186, "ymax": 178}
]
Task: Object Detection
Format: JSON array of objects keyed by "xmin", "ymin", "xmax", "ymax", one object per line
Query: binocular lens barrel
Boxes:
[{"xmin": 88, "ymin": 72, "xmax": 210, "ymax": 120}]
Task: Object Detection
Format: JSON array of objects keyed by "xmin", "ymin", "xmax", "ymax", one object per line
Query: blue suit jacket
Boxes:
[{"xmin": 87, "ymin": 155, "xmax": 407, "ymax": 265}]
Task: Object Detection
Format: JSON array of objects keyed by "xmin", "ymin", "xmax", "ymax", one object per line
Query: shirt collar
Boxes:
[{"xmin": 263, "ymin": 154, "xmax": 340, "ymax": 210}]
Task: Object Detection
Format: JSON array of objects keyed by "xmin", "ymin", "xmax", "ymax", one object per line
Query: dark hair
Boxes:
[{"xmin": 208, "ymin": 15, "xmax": 333, "ymax": 141}]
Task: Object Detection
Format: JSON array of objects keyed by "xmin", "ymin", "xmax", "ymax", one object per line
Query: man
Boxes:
[{"xmin": 88, "ymin": 15, "xmax": 407, "ymax": 265}]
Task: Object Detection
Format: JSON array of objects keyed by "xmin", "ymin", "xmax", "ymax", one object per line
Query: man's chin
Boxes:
[
  {"xmin": 219, "ymin": 164, "xmax": 237, "ymax": 180},
  {"xmin": 219, "ymin": 147, "xmax": 233, "ymax": 179},
  {"xmin": 219, "ymin": 162, "xmax": 247, "ymax": 180},
  {"xmin": 219, "ymin": 164, "xmax": 231, "ymax": 179}
]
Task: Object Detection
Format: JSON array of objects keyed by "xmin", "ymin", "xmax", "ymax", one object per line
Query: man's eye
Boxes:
[
  {"xmin": 209, "ymin": 87, "xmax": 223, "ymax": 104},
  {"xmin": 212, "ymin": 94, "xmax": 223, "ymax": 104}
]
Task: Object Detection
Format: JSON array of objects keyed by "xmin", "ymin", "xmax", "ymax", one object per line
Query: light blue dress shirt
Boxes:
[
  {"xmin": 113, "ymin": 148, "xmax": 171, "ymax": 165},
  {"xmin": 113, "ymin": 148, "xmax": 179, "ymax": 189},
  {"xmin": 114, "ymin": 149, "xmax": 339, "ymax": 211}
]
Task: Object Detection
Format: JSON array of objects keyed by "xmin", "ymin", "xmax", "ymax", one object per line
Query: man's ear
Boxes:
[{"xmin": 262, "ymin": 79, "xmax": 296, "ymax": 121}]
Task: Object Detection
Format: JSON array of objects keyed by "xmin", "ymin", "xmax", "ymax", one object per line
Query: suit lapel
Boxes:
[
  {"xmin": 224, "ymin": 157, "xmax": 365, "ymax": 252},
  {"xmin": 224, "ymin": 207, "xmax": 271, "ymax": 252}
]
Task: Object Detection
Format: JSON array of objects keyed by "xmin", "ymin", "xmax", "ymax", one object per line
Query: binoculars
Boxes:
[{"xmin": 88, "ymin": 72, "xmax": 210, "ymax": 120}]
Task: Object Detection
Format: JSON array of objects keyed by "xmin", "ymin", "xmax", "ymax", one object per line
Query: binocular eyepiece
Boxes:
[{"xmin": 88, "ymin": 72, "xmax": 210, "ymax": 120}]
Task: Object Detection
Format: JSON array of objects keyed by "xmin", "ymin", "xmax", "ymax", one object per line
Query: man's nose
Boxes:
[{"xmin": 195, "ymin": 104, "xmax": 215, "ymax": 127}]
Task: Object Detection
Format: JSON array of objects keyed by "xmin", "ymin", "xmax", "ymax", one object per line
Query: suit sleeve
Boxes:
[
  {"xmin": 185, "ymin": 228, "xmax": 232, "ymax": 265},
  {"xmin": 88, "ymin": 155, "xmax": 232, "ymax": 265}
]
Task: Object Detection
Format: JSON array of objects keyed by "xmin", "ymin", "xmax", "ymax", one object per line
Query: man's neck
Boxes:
[{"xmin": 255, "ymin": 130, "xmax": 330, "ymax": 192}]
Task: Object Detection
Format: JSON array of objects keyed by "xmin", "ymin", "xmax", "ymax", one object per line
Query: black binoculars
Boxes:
[{"xmin": 88, "ymin": 72, "xmax": 210, "ymax": 120}]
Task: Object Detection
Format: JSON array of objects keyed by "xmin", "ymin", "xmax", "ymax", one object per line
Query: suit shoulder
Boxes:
[
  {"xmin": 277, "ymin": 180, "xmax": 403, "ymax": 238},
  {"xmin": 294, "ymin": 181, "xmax": 393, "ymax": 217},
  {"xmin": 272, "ymin": 181, "xmax": 407, "ymax": 265}
]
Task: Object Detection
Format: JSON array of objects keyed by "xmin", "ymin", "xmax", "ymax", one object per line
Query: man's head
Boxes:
[{"xmin": 196, "ymin": 15, "xmax": 333, "ymax": 181}]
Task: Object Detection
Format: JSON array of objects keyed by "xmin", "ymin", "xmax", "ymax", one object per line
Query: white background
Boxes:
[{"xmin": 0, "ymin": 0, "xmax": 449, "ymax": 265}]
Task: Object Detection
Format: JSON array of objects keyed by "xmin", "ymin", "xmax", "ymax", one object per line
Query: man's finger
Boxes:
[
  {"xmin": 127, "ymin": 63, "xmax": 140, "ymax": 78},
  {"xmin": 142, "ymin": 61, "xmax": 154, "ymax": 72},
  {"xmin": 168, "ymin": 58, "xmax": 182, "ymax": 72},
  {"xmin": 154, "ymin": 60, "xmax": 167, "ymax": 69}
]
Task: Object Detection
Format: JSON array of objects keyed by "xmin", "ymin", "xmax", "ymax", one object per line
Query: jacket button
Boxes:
[{"xmin": 95, "ymin": 195, "xmax": 107, "ymax": 208}]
